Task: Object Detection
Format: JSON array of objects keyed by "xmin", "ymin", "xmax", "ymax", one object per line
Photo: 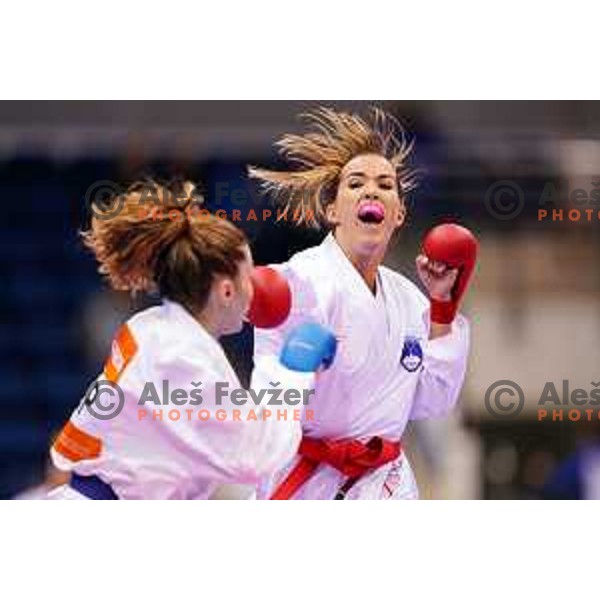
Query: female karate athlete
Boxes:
[
  {"xmin": 48, "ymin": 181, "xmax": 336, "ymax": 499},
  {"xmin": 249, "ymin": 107, "xmax": 478, "ymax": 499}
]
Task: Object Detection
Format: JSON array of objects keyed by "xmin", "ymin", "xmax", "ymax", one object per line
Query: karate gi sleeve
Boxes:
[
  {"xmin": 409, "ymin": 312, "xmax": 471, "ymax": 420},
  {"xmin": 154, "ymin": 347, "xmax": 314, "ymax": 485}
]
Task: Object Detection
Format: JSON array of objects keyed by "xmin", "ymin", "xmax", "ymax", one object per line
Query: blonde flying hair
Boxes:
[
  {"xmin": 248, "ymin": 106, "xmax": 418, "ymax": 228},
  {"xmin": 82, "ymin": 180, "xmax": 247, "ymax": 312}
]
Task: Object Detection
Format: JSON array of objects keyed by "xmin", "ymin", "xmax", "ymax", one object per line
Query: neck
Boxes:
[
  {"xmin": 333, "ymin": 232, "xmax": 384, "ymax": 293},
  {"xmin": 194, "ymin": 305, "xmax": 223, "ymax": 339}
]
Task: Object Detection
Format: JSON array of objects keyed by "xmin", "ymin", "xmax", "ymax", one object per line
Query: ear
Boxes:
[
  {"xmin": 325, "ymin": 202, "xmax": 340, "ymax": 227},
  {"xmin": 395, "ymin": 201, "xmax": 407, "ymax": 228},
  {"xmin": 218, "ymin": 278, "xmax": 235, "ymax": 303}
]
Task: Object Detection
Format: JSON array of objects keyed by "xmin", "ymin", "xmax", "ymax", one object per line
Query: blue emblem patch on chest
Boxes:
[{"xmin": 400, "ymin": 336, "xmax": 423, "ymax": 372}]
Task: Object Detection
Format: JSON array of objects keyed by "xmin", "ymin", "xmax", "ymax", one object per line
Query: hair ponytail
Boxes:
[{"xmin": 82, "ymin": 180, "xmax": 247, "ymax": 312}]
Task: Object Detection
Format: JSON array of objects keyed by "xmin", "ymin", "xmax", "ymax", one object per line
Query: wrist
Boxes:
[{"xmin": 430, "ymin": 298, "xmax": 457, "ymax": 324}]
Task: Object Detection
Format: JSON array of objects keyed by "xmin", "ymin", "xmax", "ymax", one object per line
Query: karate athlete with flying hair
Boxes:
[
  {"xmin": 48, "ymin": 181, "xmax": 336, "ymax": 500},
  {"xmin": 249, "ymin": 107, "xmax": 478, "ymax": 500}
]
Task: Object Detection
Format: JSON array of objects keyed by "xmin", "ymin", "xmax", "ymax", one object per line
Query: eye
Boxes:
[
  {"xmin": 348, "ymin": 179, "xmax": 363, "ymax": 189},
  {"xmin": 379, "ymin": 180, "xmax": 395, "ymax": 191}
]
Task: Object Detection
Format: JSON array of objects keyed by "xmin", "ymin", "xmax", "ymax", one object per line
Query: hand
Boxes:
[
  {"xmin": 415, "ymin": 254, "xmax": 459, "ymax": 301},
  {"xmin": 280, "ymin": 322, "xmax": 337, "ymax": 373},
  {"xmin": 420, "ymin": 223, "xmax": 479, "ymax": 326},
  {"xmin": 248, "ymin": 266, "xmax": 292, "ymax": 328}
]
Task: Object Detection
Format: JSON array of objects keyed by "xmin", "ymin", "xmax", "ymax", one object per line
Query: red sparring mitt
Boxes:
[
  {"xmin": 421, "ymin": 223, "xmax": 479, "ymax": 324},
  {"xmin": 247, "ymin": 266, "xmax": 292, "ymax": 328}
]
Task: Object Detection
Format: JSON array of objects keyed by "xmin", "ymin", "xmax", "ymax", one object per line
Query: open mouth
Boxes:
[{"xmin": 357, "ymin": 200, "xmax": 386, "ymax": 225}]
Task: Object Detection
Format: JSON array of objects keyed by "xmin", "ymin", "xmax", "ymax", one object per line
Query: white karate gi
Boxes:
[
  {"xmin": 48, "ymin": 300, "xmax": 312, "ymax": 499},
  {"xmin": 254, "ymin": 234, "xmax": 470, "ymax": 499}
]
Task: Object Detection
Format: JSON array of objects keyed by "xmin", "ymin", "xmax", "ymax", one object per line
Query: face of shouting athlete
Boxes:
[{"xmin": 326, "ymin": 153, "xmax": 406, "ymax": 264}]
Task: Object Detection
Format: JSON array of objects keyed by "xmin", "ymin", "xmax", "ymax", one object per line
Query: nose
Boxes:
[
  {"xmin": 363, "ymin": 190, "xmax": 379, "ymax": 201},
  {"xmin": 362, "ymin": 182, "xmax": 379, "ymax": 200}
]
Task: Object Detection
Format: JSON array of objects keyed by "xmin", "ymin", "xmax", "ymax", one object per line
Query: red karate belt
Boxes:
[{"xmin": 270, "ymin": 436, "xmax": 402, "ymax": 500}]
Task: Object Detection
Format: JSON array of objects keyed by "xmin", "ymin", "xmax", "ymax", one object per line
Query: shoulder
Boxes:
[
  {"xmin": 128, "ymin": 303, "xmax": 232, "ymax": 380},
  {"xmin": 270, "ymin": 242, "xmax": 335, "ymax": 318},
  {"xmin": 125, "ymin": 305, "xmax": 166, "ymax": 347},
  {"xmin": 124, "ymin": 304, "xmax": 203, "ymax": 363},
  {"xmin": 127, "ymin": 304, "xmax": 164, "ymax": 329},
  {"xmin": 277, "ymin": 242, "xmax": 329, "ymax": 281}
]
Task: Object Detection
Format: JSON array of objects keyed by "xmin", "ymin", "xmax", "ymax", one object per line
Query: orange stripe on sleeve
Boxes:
[
  {"xmin": 53, "ymin": 421, "xmax": 102, "ymax": 462},
  {"xmin": 104, "ymin": 323, "xmax": 138, "ymax": 383}
]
